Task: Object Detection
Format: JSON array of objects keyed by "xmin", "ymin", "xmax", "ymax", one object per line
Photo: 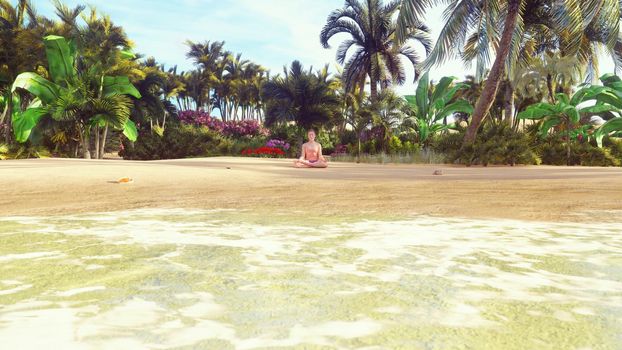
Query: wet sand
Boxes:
[{"xmin": 1, "ymin": 157, "xmax": 621, "ymax": 222}]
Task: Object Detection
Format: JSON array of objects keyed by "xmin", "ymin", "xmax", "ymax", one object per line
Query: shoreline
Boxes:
[{"xmin": 2, "ymin": 157, "xmax": 621, "ymax": 223}]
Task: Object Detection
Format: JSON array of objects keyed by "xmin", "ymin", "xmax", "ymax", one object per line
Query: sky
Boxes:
[{"xmin": 37, "ymin": 0, "xmax": 617, "ymax": 95}]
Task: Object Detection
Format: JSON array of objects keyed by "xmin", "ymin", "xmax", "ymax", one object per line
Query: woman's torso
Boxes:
[{"xmin": 304, "ymin": 142, "xmax": 320, "ymax": 161}]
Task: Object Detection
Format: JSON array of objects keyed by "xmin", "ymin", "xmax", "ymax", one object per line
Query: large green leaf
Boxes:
[
  {"xmin": 432, "ymin": 83, "xmax": 468, "ymax": 113},
  {"xmin": 415, "ymin": 71, "xmax": 429, "ymax": 116},
  {"xmin": 595, "ymin": 118, "xmax": 622, "ymax": 147},
  {"xmin": 103, "ymin": 76, "xmax": 142, "ymax": 99},
  {"xmin": 570, "ymin": 85, "xmax": 609, "ymax": 106},
  {"xmin": 563, "ymin": 106, "xmax": 580, "ymax": 124},
  {"xmin": 434, "ymin": 99, "xmax": 473, "ymax": 122},
  {"xmin": 594, "ymin": 91, "xmax": 622, "ymax": 108},
  {"xmin": 120, "ymin": 50, "xmax": 136, "ymax": 60},
  {"xmin": 404, "ymin": 95, "xmax": 417, "ymax": 109},
  {"xmin": 417, "ymin": 118, "xmax": 430, "ymax": 142},
  {"xmin": 122, "ymin": 119, "xmax": 138, "ymax": 142},
  {"xmin": 12, "ymin": 107, "xmax": 47, "ymax": 143},
  {"xmin": 43, "ymin": 35, "xmax": 76, "ymax": 84},
  {"xmin": 12, "ymin": 73, "xmax": 61, "ymax": 104},
  {"xmin": 600, "ymin": 73, "xmax": 621, "ymax": 86},
  {"xmin": 539, "ymin": 117, "xmax": 561, "ymax": 137},
  {"xmin": 579, "ymin": 104, "xmax": 619, "ymax": 115},
  {"xmin": 518, "ymin": 105, "xmax": 556, "ymax": 120},
  {"xmin": 431, "ymin": 76, "xmax": 456, "ymax": 103}
]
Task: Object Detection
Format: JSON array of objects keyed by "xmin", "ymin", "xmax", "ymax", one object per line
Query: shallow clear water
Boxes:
[{"xmin": 0, "ymin": 209, "xmax": 621, "ymax": 349}]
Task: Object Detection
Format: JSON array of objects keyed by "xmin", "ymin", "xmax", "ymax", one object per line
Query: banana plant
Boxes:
[
  {"xmin": 403, "ymin": 72, "xmax": 473, "ymax": 146},
  {"xmin": 11, "ymin": 35, "xmax": 141, "ymax": 158},
  {"xmin": 593, "ymin": 74, "xmax": 622, "ymax": 147},
  {"xmin": 518, "ymin": 84, "xmax": 619, "ymax": 164}
]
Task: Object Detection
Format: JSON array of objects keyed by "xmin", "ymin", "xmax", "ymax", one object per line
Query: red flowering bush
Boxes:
[
  {"xmin": 241, "ymin": 146, "xmax": 286, "ymax": 157},
  {"xmin": 178, "ymin": 111, "xmax": 268, "ymax": 138}
]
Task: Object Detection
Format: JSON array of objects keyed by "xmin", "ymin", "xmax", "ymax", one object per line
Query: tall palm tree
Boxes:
[
  {"xmin": 262, "ymin": 60, "xmax": 340, "ymax": 129},
  {"xmin": 131, "ymin": 58, "xmax": 180, "ymax": 136},
  {"xmin": 371, "ymin": 89, "xmax": 406, "ymax": 151},
  {"xmin": 0, "ymin": 0, "xmax": 47, "ymax": 143},
  {"xmin": 185, "ymin": 40, "xmax": 227, "ymax": 113},
  {"xmin": 320, "ymin": 0, "xmax": 432, "ymax": 100},
  {"xmin": 12, "ymin": 35, "xmax": 140, "ymax": 159},
  {"xmin": 397, "ymin": 0, "xmax": 619, "ymax": 144}
]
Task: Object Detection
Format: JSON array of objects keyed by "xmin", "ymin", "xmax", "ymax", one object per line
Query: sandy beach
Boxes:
[{"xmin": 2, "ymin": 157, "xmax": 621, "ymax": 222}]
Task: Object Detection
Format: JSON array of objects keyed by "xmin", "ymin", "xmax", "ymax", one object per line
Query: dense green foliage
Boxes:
[
  {"xmin": 1, "ymin": 0, "xmax": 622, "ymax": 166},
  {"xmin": 120, "ymin": 124, "xmax": 220, "ymax": 160}
]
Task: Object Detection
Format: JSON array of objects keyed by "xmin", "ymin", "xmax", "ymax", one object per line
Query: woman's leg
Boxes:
[{"xmin": 310, "ymin": 160, "xmax": 328, "ymax": 168}]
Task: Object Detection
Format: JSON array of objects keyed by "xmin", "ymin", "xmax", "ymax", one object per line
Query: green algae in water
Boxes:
[{"xmin": 0, "ymin": 209, "xmax": 621, "ymax": 349}]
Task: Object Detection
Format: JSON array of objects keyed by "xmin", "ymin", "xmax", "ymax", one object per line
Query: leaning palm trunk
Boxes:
[{"xmin": 463, "ymin": 0, "xmax": 521, "ymax": 144}]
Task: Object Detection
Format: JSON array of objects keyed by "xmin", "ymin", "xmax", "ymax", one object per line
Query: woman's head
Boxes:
[{"xmin": 307, "ymin": 128, "xmax": 316, "ymax": 141}]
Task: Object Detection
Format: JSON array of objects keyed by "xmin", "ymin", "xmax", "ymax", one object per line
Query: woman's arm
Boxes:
[
  {"xmin": 299, "ymin": 144, "xmax": 306, "ymax": 161},
  {"xmin": 318, "ymin": 144, "xmax": 327, "ymax": 162}
]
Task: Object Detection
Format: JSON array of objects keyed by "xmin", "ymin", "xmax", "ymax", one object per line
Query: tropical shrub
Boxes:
[
  {"xmin": 404, "ymin": 72, "xmax": 473, "ymax": 146},
  {"xmin": 388, "ymin": 135, "xmax": 403, "ymax": 154},
  {"xmin": 435, "ymin": 124, "xmax": 539, "ymax": 166},
  {"xmin": 262, "ymin": 61, "xmax": 340, "ymax": 129},
  {"xmin": 120, "ymin": 124, "xmax": 220, "ymax": 160},
  {"xmin": 265, "ymin": 139, "xmax": 290, "ymax": 151},
  {"xmin": 518, "ymin": 83, "xmax": 619, "ymax": 164},
  {"xmin": 11, "ymin": 35, "xmax": 141, "ymax": 159},
  {"xmin": 0, "ymin": 143, "xmax": 8, "ymax": 160},
  {"xmin": 241, "ymin": 146, "xmax": 286, "ymax": 157},
  {"xmin": 537, "ymin": 136, "xmax": 620, "ymax": 166},
  {"xmin": 178, "ymin": 110, "xmax": 267, "ymax": 137}
]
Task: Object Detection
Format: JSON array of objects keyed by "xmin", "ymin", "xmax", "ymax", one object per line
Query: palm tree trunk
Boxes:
[
  {"xmin": 99, "ymin": 124, "xmax": 109, "ymax": 159},
  {"xmin": 504, "ymin": 82, "xmax": 514, "ymax": 125},
  {"xmin": 79, "ymin": 125, "xmax": 91, "ymax": 159},
  {"xmin": 369, "ymin": 75, "xmax": 378, "ymax": 101},
  {"xmin": 94, "ymin": 126, "xmax": 100, "ymax": 159},
  {"xmin": 3, "ymin": 94, "xmax": 13, "ymax": 144},
  {"xmin": 463, "ymin": 0, "xmax": 521, "ymax": 144},
  {"xmin": 357, "ymin": 136, "xmax": 362, "ymax": 163},
  {"xmin": 566, "ymin": 118, "xmax": 572, "ymax": 165}
]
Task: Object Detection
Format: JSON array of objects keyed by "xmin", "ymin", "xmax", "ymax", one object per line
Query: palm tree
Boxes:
[
  {"xmin": 131, "ymin": 58, "xmax": 180, "ymax": 136},
  {"xmin": 185, "ymin": 40, "xmax": 228, "ymax": 113},
  {"xmin": 0, "ymin": 0, "xmax": 48, "ymax": 143},
  {"xmin": 262, "ymin": 60, "xmax": 340, "ymax": 129},
  {"xmin": 371, "ymin": 89, "xmax": 406, "ymax": 151},
  {"xmin": 11, "ymin": 35, "xmax": 140, "ymax": 159},
  {"xmin": 397, "ymin": 0, "xmax": 619, "ymax": 145},
  {"xmin": 320, "ymin": 0, "xmax": 432, "ymax": 100}
]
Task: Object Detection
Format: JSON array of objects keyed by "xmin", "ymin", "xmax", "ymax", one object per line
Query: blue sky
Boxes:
[{"xmin": 38, "ymin": 0, "xmax": 616, "ymax": 94}]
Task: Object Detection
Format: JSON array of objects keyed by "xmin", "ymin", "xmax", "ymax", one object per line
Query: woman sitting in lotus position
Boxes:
[{"xmin": 293, "ymin": 129, "xmax": 328, "ymax": 168}]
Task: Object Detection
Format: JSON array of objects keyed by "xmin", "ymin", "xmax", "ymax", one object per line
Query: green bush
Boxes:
[
  {"xmin": 338, "ymin": 129, "xmax": 358, "ymax": 146},
  {"xmin": 315, "ymin": 129, "xmax": 337, "ymax": 154},
  {"xmin": 388, "ymin": 135, "xmax": 402, "ymax": 154},
  {"xmin": 537, "ymin": 137, "xmax": 620, "ymax": 166},
  {"xmin": 120, "ymin": 124, "xmax": 222, "ymax": 160},
  {"xmin": 433, "ymin": 124, "xmax": 539, "ymax": 166},
  {"xmin": 603, "ymin": 137, "xmax": 622, "ymax": 162}
]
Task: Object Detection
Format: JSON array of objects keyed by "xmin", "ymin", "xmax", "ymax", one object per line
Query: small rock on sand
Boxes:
[{"xmin": 433, "ymin": 170, "xmax": 443, "ymax": 176}]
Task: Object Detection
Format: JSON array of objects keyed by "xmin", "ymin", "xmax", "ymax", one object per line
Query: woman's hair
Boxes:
[{"xmin": 307, "ymin": 128, "xmax": 316, "ymax": 134}]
